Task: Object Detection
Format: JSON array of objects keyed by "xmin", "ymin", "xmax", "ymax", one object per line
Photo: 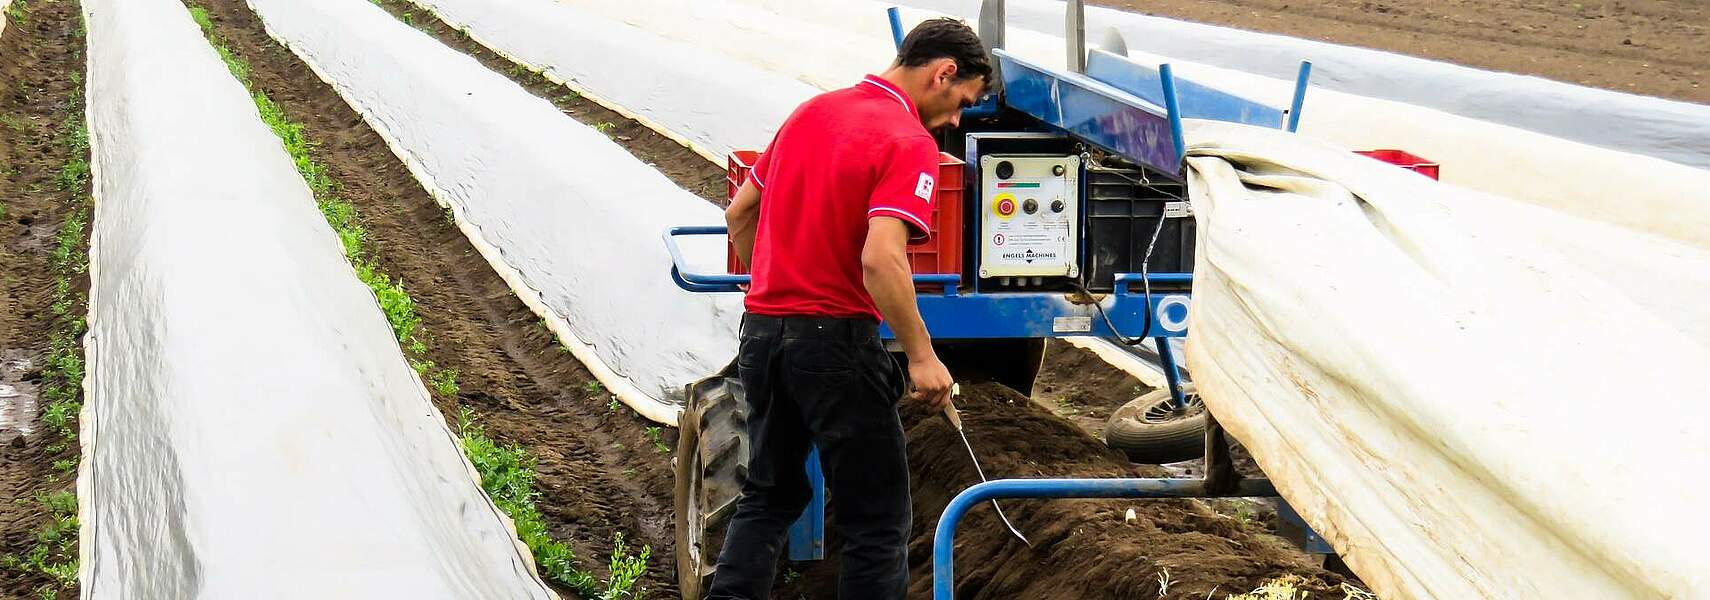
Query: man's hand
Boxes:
[{"xmin": 907, "ymin": 355, "xmax": 954, "ymax": 409}]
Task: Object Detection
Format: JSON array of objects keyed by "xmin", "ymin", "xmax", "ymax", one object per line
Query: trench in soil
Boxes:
[{"xmin": 0, "ymin": 0, "xmax": 89, "ymax": 597}]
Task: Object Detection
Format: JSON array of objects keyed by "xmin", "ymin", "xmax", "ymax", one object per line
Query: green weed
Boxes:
[
  {"xmin": 645, "ymin": 427, "xmax": 668, "ymax": 454},
  {"xmin": 6, "ymin": 0, "xmax": 29, "ymax": 26},
  {"xmin": 456, "ymin": 408, "xmax": 600, "ymax": 593},
  {"xmin": 598, "ymin": 532, "xmax": 650, "ymax": 600},
  {"xmin": 14, "ymin": 11, "xmax": 94, "ymax": 590},
  {"xmin": 593, "ymin": 121, "xmax": 616, "ymax": 134},
  {"xmin": 10, "ymin": 491, "xmax": 78, "ymax": 596},
  {"xmin": 584, "ymin": 380, "xmax": 605, "ymax": 395}
]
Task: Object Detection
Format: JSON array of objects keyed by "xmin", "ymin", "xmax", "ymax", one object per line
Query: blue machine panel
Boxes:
[
  {"xmin": 1084, "ymin": 49, "xmax": 1285, "ymax": 128},
  {"xmin": 994, "ymin": 49, "xmax": 1179, "ymax": 176}
]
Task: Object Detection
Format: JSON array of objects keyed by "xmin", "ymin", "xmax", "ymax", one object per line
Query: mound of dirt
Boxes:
[
  {"xmin": 781, "ymin": 382, "xmax": 1341, "ymax": 599},
  {"xmin": 1033, "ymin": 340, "xmax": 1149, "ymax": 434}
]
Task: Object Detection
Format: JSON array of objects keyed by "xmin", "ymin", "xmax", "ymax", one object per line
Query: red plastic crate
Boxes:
[
  {"xmin": 725, "ymin": 150, "xmax": 966, "ymax": 281},
  {"xmin": 1353, "ymin": 149, "xmax": 1440, "ymax": 180}
]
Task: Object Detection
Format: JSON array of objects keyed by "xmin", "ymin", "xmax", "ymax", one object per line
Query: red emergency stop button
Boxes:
[{"xmin": 996, "ymin": 197, "xmax": 1015, "ymax": 216}]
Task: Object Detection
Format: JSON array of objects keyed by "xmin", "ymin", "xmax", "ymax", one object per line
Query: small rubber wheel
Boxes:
[{"xmin": 1104, "ymin": 383, "xmax": 1206, "ymax": 464}]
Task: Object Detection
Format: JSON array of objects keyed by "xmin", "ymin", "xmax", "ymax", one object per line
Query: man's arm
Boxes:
[
  {"xmin": 725, "ymin": 178, "xmax": 761, "ymax": 269},
  {"xmin": 863, "ymin": 217, "xmax": 953, "ymax": 408}
]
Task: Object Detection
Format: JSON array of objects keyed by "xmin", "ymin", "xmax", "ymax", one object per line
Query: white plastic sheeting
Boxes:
[
  {"xmin": 78, "ymin": 0, "xmax": 552, "ymax": 596},
  {"xmin": 898, "ymin": 0, "xmax": 1710, "ymax": 170},
  {"xmin": 1181, "ymin": 120, "xmax": 1710, "ymax": 599},
  {"xmin": 408, "ymin": 0, "xmax": 816, "ymax": 162},
  {"xmin": 244, "ymin": 0, "xmax": 742, "ymax": 424}
]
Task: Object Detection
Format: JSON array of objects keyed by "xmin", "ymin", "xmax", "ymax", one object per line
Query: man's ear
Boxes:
[{"xmin": 934, "ymin": 59, "xmax": 959, "ymax": 87}]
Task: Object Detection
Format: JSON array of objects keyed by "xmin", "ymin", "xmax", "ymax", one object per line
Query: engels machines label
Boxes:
[{"xmin": 979, "ymin": 155, "xmax": 1081, "ymax": 278}]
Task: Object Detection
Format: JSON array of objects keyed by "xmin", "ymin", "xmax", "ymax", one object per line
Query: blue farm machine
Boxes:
[{"xmin": 663, "ymin": 1, "xmax": 1437, "ymax": 596}]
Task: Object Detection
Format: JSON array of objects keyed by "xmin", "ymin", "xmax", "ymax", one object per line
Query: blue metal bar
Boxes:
[
  {"xmin": 1158, "ymin": 63, "xmax": 1186, "ymax": 169},
  {"xmin": 785, "ymin": 448, "xmax": 827, "ymax": 561},
  {"xmin": 887, "ymin": 7, "xmax": 905, "ymax": 51},
  {"xmin": 1085, "ymin": 50, "xmax": 1283, "ymax": 128},
  {"xmin": 1285, "ymin": 61, "xmax": 1313, "ymax": 133},
  {"xmin": 664, "ymin": 226, "xmax": 962, "ymax": 293},
  {"xmin": 1155, "ymin": 336, "xmax": 1189, "ymax": 411},
  {"xmin": 932, "ymin": 478, "xmax": 1279, "ymax": 599}
]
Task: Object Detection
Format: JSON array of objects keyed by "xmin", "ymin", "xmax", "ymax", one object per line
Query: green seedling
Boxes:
[{"xmin": 645, "ymin": 426, "xmax": 668, "ymax": 454}]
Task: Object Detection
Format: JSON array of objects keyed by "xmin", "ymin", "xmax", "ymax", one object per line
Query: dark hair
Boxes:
[{"xmin": 895, "ymin": 18, "xmax": 992, "ymax": 84}]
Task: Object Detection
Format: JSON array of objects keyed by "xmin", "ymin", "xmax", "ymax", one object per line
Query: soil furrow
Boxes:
[
  {"xmin": 0, "ymin": 0, "xmax": 88, "ymax": 598},
  {"xmin": 195, "ymin": 0, "xmax": 682, "ymax": 595},
  {"xmin": 1095, "ymin": 0, "xmax": 1707, "ymax": 103}
]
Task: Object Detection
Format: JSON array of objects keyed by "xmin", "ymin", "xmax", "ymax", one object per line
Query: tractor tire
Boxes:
[
  {"xmin": 1104, "ymin": 383, "xmax": 1206, "ymax": 464},
  {"xmin": 674, "ymin": 362, "xmax": 749, "ymax": 599}
]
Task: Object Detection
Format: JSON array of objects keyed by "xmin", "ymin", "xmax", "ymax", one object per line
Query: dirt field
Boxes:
[
  {"xmin": 1095, "ymin": 0, "xmax": 1708, "ymax": 103},
  {"xmin": 194, "ymin": 0, "xmax": 696, "ymax": 595},
  {"xmin": 0, "ymin": 0, "xmax": 88, "ymax": 597},
  {"xmin": 777, "ymin": 382, "xmax": 1343, "ymax": 599}
]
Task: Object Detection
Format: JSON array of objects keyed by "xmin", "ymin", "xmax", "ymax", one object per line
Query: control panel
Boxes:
[{"xmin": 978, "ymin": 154, "xmax": 1081, "ymax": 280}]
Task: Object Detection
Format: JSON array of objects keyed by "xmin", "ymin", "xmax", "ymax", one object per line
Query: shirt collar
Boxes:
[{"xmin": 859, "ymin": 75, "xmax": 918, "ymax": 118}]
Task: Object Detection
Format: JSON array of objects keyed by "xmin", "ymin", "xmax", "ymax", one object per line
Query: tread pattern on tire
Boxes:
[
  {"xmin": 1104, "ymin": 383, "xmax": 1206, "ymax": 464},
  {"xmin": 676, "ymin": 365, "xmax": 749, "ymax": 599}
]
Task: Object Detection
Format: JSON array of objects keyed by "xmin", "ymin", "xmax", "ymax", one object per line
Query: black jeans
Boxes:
[{"xmin": 706, "ymin": 314, "xmax": 911, "ymax": 600}]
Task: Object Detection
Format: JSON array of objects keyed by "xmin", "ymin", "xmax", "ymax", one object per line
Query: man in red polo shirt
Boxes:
[{"xmin": 710, "ymin": 18, "xmax": 990, "ymax": 600}]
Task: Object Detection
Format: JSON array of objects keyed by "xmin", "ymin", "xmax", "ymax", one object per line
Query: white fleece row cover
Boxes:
[
  {"xmin": 77, "ymin": 0, "xmax": 552, "ymax": 596},
  {"xmin": 1181, "ymin": 121, "xmax": 1710, "ymax": 599},
  {"xmin": 244, "ymin": 0, "xmax": 742, "ymax": 423},
  {"xmin": 409, "ymin": 0, "xmax": 817, "ymax": 163},
  {"xmin": 899, "ymin": 0, "xmax": 1710, "ymax": 170}
]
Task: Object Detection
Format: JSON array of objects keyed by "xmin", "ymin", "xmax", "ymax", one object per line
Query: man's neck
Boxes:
[{"xmin": 878, "ymin": 67, "xmax": 926, "ymax": 108}]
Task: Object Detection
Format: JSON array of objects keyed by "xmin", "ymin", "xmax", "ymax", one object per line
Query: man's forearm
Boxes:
[
  {"xmin": 726, "ymin": 180, "xmax": 762, "ymax": 268},
  {"xmin": 864, "ymin": 253, "xmax": 932, "ymax": 359}
]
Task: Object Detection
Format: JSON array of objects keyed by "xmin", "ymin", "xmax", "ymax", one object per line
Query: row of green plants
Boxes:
[
  {"xmin": 187, "ymin": 6, "xmax": 647, "ymax": 596},
  {"xmin": 2, "ymin": 2, "xmax": 89, "ymax": 598}
]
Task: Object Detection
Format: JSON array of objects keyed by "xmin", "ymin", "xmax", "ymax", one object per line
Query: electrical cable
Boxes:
[{"xmin": 1075, "ymin": 209, "xmax": 1166, "ymax": 347}]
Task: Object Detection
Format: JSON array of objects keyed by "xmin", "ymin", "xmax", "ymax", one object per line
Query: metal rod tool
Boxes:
[{"xmin": 942, "ymin": 384, "xmax": 1031, "ymax": 547}]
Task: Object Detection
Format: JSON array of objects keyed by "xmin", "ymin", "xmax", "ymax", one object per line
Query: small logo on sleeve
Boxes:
[{"xmin": 914, "ymin": 172, "xmax": 935, "ymax": 202}]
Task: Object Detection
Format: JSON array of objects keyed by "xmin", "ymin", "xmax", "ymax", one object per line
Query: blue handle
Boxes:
[
  {"xmin": 887, "ymin": 7, "xmax": 906, "ymax": 51},
  {"xmin": 1158, "ymin": 64, "xmax": 1186, "ymax": 168},
  {"xmin": 932, "ymin": 477, "xmax": 1278, "ymax": 599},
  {"xmin": 664, "ymin": 226, "xmax": 962, "ymax": 294}
]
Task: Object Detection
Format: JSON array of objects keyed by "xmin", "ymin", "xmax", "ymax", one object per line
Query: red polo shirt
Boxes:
[{"xmin": 743, "ymin": 75, "xmax": 940, "ymax": 320}]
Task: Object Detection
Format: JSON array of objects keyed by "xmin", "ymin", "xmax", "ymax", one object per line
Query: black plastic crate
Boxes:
[{"xmin": 1082, "ymin": 166, "xmax": 1194, "ymax": 292}]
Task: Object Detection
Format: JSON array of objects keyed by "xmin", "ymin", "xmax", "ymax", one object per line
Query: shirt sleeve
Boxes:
[
  {"xmin": 748, "ymin": 134, "xmax": 777, "ymax": 190},
  {"xmin": 867, "ymin": 135, "xmax": 940, "ymax": 244}
]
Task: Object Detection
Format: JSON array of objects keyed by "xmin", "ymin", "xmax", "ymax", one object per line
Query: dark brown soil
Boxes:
[
  {"xmin": 0, "ymin": 0, "xmax": 87, "ymax": 598},
  {"xmin": 195, "ymin": 0, "xmax": 692, "ymax": 595},
  {"xmin": 1033, "ymin": 340, "xmax": 1150, "ymax": 435},
  {"xmin": 1095, "ymin": 0, "xmax": 1708, "ymax": 103},
  {"xmin": 779, "ymin": 383, "xmax": 1341, "ymax": 599}
]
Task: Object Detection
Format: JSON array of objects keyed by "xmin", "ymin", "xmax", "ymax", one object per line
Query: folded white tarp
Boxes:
[
  {"xmin": 1181, "ymin": 120, "xmax": 1710, "ymax": 599},
  {"xmin": 245, "ymin": 0, "xmax": 743, "ymax": 424},
  {"xmin": 78, "ymin": 0, "xmax": 552, "ymax": 596},
  {"xmin": 897, "ymin": 0, "xmax": 1710, "ymax": 170}
]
